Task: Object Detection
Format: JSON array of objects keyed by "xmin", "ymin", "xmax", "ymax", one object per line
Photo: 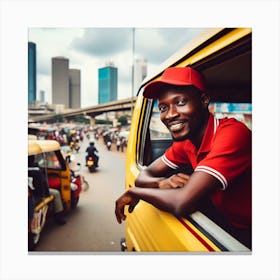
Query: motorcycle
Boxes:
[
  {"xmin": 86, "ymin": 156, "xmax": 96, "ymax": 173},
  {"xmin": 74, "ymin": 141, "xmax": 80, "ymax": 153},
  {"xmin": 70, "ymin": 141, "xmax": 75, "ymax": 150},
  {"xmin": 106, "ymin": 141, "xmax": 112, "ymax": 151},
  {"xmin": 70, "ymin": 164, "xmax": 89, "ymax": 207},
  {"xmin": 66, "ymin": 153, "xmax": 90, "ymax": 194}
]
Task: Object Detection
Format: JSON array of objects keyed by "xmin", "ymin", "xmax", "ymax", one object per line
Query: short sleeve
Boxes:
[
  {"xmin": 163, "ymin": 141, "xmax": 191, "ymax": 169},
  {"xmin": 195, "ymin": 119, "xmax": 251, "ymax": 189}
]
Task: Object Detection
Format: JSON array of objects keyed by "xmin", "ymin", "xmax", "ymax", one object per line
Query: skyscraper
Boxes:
[
  {"xmin": 52, "ymin": 57, "xmax": 69, "ymax": 108},
  {"xmin": 28, "ymin": 42, "xmax": 36, "ymax": 104},
  {"xmin": 39, "ymin": 90, "xmax": 45, "ymax": 103},
  {"xmin": 69, "ymin": 69, "xmax": 81, "ymax": 109},
  {"xmin": 98, "ymin": 64, "xmax": 118, "ymax": 104},
  {"xmin": 133, "ymin": 57, "xmax": 147, "ymax": 94}
]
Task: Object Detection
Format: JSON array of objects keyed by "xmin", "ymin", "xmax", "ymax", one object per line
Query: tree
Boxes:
[
  {"xmin": 74, "ymin": 114, "xmax": 89, "ymax": 124},
  {"xmin": 118, "ymin": 115, "xmax": 128, "ymax": 126},
  {"xmin": 52, "ymin": 114, "xmax": 64, "ymax": 123}
]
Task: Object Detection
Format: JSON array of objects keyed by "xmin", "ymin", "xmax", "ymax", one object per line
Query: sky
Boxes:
[{"xmin": 28, "ymin": 28, "xmax": 205, "ymax": 107}]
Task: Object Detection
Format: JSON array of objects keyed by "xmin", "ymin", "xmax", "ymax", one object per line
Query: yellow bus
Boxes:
[{"xmin": 123, "ymin": 28, "xmax": 252, "ymax": 252}]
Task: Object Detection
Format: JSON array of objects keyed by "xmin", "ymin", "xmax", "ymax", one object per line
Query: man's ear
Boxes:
[{"xmin": 201, "ymin": 93, "xmax": 210, "ymax": 108}]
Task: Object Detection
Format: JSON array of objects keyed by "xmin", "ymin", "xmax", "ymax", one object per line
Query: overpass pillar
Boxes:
[{"xmin": 90, "ymin": 116, "xmax": 95, "ymax": 127}]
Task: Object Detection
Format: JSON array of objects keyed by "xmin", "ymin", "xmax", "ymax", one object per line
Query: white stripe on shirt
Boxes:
[
  {"xmin": 214, "ymin": 117, "xmax": 219, "ymax": 134},
  {"xmin": 195, "ymin": 165, "xmax": 228, "ymax": 189},
  {"xmin": 161, "ymin": 154, "xmax": 179, "ymax": 170}
]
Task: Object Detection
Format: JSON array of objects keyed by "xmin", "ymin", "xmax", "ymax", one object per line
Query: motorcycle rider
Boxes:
[
  {"xmin": 74, "ymin": 137, "xmax": 80, "ymax": 152},
  {"xmin": 85, "ymin": 141, "xmax": 99, "ymax": 167},
  {"xmin": 106, "ymin": 139, "xmax": 112, "ymax": 151}
]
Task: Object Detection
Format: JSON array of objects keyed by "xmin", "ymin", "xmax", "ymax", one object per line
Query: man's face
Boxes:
[{"xmin": 158, "ymin": 86, "xmax": 208, "ymax": 141}]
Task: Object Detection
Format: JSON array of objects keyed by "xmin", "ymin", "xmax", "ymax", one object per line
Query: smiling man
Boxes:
[{"xmin": 115, "ymin": 67, "xmax": 252, "ymax": 249}]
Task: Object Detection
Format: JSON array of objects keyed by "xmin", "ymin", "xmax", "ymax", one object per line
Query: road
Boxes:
[{"xmin": 33, "ymin": 135, "xmax": 126, "ymax": 252}]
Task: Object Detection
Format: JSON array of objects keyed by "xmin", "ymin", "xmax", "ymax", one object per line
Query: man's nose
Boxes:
[{"xmin": 166, "ymin": 105, "xmax": 179, "ymax": 119}]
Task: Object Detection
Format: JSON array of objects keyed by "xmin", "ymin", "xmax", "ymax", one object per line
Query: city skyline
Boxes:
[{"xmin": 28, "ymin": 28, "xmax": 206, "ymax": 107}]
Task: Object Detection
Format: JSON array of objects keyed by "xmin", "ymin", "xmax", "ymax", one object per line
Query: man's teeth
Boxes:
[{"xmin": 169, "ymin": 122, "xmax": 184, "ymax": 131}]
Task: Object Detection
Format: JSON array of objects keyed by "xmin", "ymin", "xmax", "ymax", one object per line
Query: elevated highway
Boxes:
[{"xmin": 29, "ymin": 97, "xmax": 137, "ymax": 123}]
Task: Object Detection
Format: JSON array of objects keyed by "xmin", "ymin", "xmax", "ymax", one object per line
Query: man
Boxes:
[
  {"xmin": 115, "ymin": 67, "xmax": 252, "ymax": 248},
  {"xmin": 85, "ymin": 141, "xmax": 99, "ymax": 167}
]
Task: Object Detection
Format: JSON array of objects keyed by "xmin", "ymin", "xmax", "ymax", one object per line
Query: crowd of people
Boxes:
[
  {"xmin": 31, "ymin": 124, "xmax": 129, "ymax": 154},
  {"xmin": 92, "ymin": 127, "xmax": 128, "ymax": 153}
]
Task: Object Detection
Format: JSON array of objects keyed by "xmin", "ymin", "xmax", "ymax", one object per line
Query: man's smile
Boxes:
[{"xmin": 167, "ymin": 120, "xmax": 188, "ymax": 132}]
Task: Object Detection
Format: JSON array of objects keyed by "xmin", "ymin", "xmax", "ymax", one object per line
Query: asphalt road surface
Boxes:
[{"xmin": 33, "ymin": 135, "xmax": 126, "ymax": 253}]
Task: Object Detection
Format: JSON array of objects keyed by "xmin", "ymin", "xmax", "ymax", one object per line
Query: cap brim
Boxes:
[
  {"xmin": 143, "ymin": 80, "xmax": 190, "ymax": 99},
  {"xmin": 142, "ymin": 81, "xmax": 164, "ymax": 99}
]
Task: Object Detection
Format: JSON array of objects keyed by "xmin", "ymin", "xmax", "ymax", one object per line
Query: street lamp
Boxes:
[{"xmin": 131, "ymin": 27, "xmax": 135, "ymax": 117}]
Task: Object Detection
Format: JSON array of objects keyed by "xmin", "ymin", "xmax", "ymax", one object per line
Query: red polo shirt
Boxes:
[{"xmin": 162, "ymin": 114, "xmax": 252, "ymax": 229}]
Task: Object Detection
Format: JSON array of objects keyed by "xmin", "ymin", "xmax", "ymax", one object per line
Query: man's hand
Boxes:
[
  {"xmin": 115, "ymin": 190, "xmax": 140, "ymax": 224},
  {"xmin": 158, "ymin": 173, "xmax": 190, "ymax": 189}
]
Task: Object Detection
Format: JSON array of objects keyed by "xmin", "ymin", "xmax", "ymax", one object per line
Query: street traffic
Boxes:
[{"xmin": 30, "ymin": 130, "xmax": 126, "ymax": 252}]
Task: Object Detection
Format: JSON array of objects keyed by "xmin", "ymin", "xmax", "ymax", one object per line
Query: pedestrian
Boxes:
[
  {"xmin": 115, "ymin": 66, "xmax": 252, "ymax": 249},
  {"xmin": 120, "ymin": 137, "xmax": 125, "ymax": 152},
  {"xmin": 116, "ymin": 138, "xmax": 121, "ymax": 151}
]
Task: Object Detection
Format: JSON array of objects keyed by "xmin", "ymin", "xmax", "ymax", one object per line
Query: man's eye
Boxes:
[
  {"xmin": 177, "ymin": 99, "xmax": 186, "ymax": 106},
  {"xmin": 158, "ymin": 105, "xmax": 167, "ymax": 112}
]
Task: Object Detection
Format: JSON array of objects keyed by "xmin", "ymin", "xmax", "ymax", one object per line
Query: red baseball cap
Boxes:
[{"xmin": 143, "ymin": 67, "xmax": 206, "ymax": 99}]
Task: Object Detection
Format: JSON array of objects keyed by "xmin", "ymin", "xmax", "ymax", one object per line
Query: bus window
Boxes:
[
  {"xmin": 139, "ymin": 99, "xmax": 173, "ymax": 167},
  {"xmin": 150, "ymin": 100, "xmax": 172, "ymax": 140}
]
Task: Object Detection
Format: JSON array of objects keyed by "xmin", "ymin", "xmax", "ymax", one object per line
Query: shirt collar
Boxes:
[{"xmin": 198, "ymin": 114, "xmax": 219, "ymax": 154}]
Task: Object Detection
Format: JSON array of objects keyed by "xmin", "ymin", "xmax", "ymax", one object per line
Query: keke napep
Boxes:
[
  {"xmin": 28, "ymin": 139, "xmax": 82, "ymax": 250},
  {"xmin": 121, "ymin": 27, "xmax": 252, "ymax": 252}
]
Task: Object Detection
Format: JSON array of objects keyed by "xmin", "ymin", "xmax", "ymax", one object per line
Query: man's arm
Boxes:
[
  {"xmin": 115, "ymin": 171, "xmax": 221, "ymax": 224},
  {"xmin": 135, "ymin": 157, "xmax": 190, "ymax": 189}
]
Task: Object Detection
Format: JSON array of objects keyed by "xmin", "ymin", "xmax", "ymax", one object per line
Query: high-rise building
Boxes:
[
  {"xmin": 28, "ymin": 42, "xmax": 36, "ymax": 104},
  {"xmin": 98, "ymin": 64, "xmax": 118, "ymax": 104},
  {"xmin": 39, "ymin": 90, "xmax": 45, "ymax": 103},
  {"xmin": 69, "ymin": 69, "xmax": 81, "ymax": 109},
  {"xmin": 52, "ymin": 57, "xmax": 70, "ymax": 108},
  {"xmin": 133, "ymin": 57, "xmax": 147, "ymax": 94}
]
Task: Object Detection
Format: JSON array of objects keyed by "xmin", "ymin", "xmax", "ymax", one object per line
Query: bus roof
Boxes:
[{"xmin": 139, "ymin": 27, "xmax": 252, "ymax": 103}]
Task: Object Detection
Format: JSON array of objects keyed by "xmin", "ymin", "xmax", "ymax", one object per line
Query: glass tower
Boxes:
[
  {"xmin": 28, "ymin": 42, "xmax": 36, "ymax": 104},
  {"xmin": 98, "ymin": 66, "xmax": 118, "ymax": 104}
]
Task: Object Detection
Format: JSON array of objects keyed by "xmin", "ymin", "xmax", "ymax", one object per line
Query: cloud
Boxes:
[
  {"xmin": 36, "ymin": 52, "xmax": 52, "ymax": 76},
  {"xmin": 135, "ymin": 28, "xmax": 205, "ymax": 64},
  {"xmin": 71, "ymin": 28, "xmax": 132, "ymax": 57}
]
